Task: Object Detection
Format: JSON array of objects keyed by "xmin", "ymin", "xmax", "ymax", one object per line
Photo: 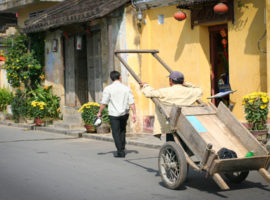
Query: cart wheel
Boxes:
[
  {"xmin": 158, "ymin": 142, "xmax": 187, "ymax": 189},
  {"xmin": 224, "ymin": 171, "xmax": 249, "ymax": 183}
]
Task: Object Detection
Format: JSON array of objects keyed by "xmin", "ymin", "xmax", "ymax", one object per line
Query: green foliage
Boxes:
[
  {"xmin": 243, "ymin": 92, "xmax": 270, "ymax": 130},
  {"xmin": 28, "ymin": 32, "xmax": 45, "ymax": 67},
  {"xmin": 0, "ymin": 88, "xmax": 13, "ymax": 112},
  {"xmin": 101, "ymin": 107, "xmax": 109, "ymax": 124},
  {"xmin": 28, "ymin": 85, "xmax": 61, "ymax": 119},
  {"xmin": 3, "ymin": 33, "xmax": 43, "ymax": 90},
  {"xmin": 30, "ymin": 101, "xmax": 46, "ymax": 119},
  {"xmin": 11, "ymin": 90, "xmax": 29, "ymax": 122},
  {"xmin": 79, "ymin": 102, "xmax": 109, "ymax": 125}
]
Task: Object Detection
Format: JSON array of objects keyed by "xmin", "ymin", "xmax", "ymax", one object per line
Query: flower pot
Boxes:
[
  {"xmin": 96, "ymin": 123, "xmax": 111, "ymax": 134},
  {"xmin": 34, "ymin": 118, "xmax": 43, "ymax": 126},
  {"xmin": 84, "ymin": 124, "xmax": 96, "ymax": 133},
  {"xmin": 250, "ymin": 130, "xmax": 268, "ymax": 144}
]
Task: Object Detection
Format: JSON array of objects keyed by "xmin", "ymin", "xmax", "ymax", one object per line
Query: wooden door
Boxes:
[
  {"xmin": 87, "ymin": 30, "xmax": 102, "ymax": 103},
  {"xmin": 64, "ymin": 37, "xmax": 76, "ymax": 106}
]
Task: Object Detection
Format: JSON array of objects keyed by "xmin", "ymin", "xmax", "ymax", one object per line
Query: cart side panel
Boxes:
[
  {"xmin": 181, "ymin": 106, "xmax": 216, "ymax": 116},
  {"xmin": 216, "ymin": 102, "xmax": 268, "ymax": 155},
  {"xmin": 209, "ymin": 156, "xmax": 270, "ymax": 174},
  {"xmin": 176, "ymin": 113, "xmax": 208, "ymax": 160}
]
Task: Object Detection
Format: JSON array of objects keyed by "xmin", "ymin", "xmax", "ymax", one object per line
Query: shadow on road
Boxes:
[
  {"xmin": 158, "ymin": 168, "xmax": 270, "ymax": 198},
  {"xmin": 97, "ymin": 149, "xmax": 139, "ymax": 156},
  {"xmin": 124, "ymin": 157, "xmax": 160, "ymax": 177}
]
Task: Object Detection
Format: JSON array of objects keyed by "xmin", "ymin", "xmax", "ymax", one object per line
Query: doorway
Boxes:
[
  {"xmin": 64, "ymin": 35, "xmax": 88, "ymax": 107},
  {"xmin": 75, "ymin": 35, "xmax": 88, "ymax": 106},
  {"xmin": 63, "ymin": 30, "xmax": 102, "ymax": 107},
  {"xmin": 86, "ymin": 30, "xmax": 102, "ymax": 103},
  {"xmin": 209, "ymin": 24, "xmax": 230, "ymax": 106}
]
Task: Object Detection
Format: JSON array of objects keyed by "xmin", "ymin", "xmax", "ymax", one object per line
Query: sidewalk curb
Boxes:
[
  {"xmin": 0, "ymin": 120, "xmax": 162, "ymax": 149},
  {"xmin": 0, "ymin": 120, "xmax": 33, "ymax": 129},
  {"xmin": 35, "ymin": 126, "xmax": 83, "ymax": 138},
  {"xmin": 82, "ymin": 133, "xmax": 162, "ymax": 149}
]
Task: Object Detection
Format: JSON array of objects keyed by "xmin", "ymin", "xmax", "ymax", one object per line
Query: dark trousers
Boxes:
[{"xmin": 109, "ymin": 114, "xmax": 129, "ymax": 153}]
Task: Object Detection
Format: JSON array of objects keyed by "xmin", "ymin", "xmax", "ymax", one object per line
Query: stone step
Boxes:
[{"xmin": 62, "ymin": 106, "xmax": 82, "ymax": 126}]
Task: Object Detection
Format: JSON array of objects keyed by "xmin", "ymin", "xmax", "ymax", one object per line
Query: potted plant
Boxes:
[
  {"xmin": 29, "ymin": 85, "xmax": 61, "ymax": 122},
  {"xmin": 30, "ymin": 100, "xmax": 46, "ymax": 126},
  {"xmin": 78, "ymin": 102, "xmax": 110, "ymax": 133},
  {"xmin": 242, "ymin": 92, "xmax": 270, "ymax": 143}
]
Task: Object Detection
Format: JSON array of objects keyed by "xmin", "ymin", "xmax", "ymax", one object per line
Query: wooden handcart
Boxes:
[{"xmin": 115, "ymin": 49, "xmax": 270, "ymax": 190}]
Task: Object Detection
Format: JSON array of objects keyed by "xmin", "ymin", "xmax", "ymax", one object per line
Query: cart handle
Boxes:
[{"xmin": 115, "ymin": 49, "xmax": 172, "ymax": 84}]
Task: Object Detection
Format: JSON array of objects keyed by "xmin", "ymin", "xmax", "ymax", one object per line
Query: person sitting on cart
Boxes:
[{"xmin": 140, "ymin": 71, "xmax": 202, "ymax": 139}]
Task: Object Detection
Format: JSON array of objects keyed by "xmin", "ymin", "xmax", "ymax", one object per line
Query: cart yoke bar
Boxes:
[
  {"xmin": 115, "ymin": 49, "xmax": 159, "ymax": 54},
  {"xmin": 114, "ymin": 49, "xmax": 173, "ymax": 83}
]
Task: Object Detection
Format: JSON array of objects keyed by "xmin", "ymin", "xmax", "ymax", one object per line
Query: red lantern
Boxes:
[
  {"xmin": 221, "ymin": 38, "xmax": 227, "ymax": 46},
  {"xmin": 63, "ymin": 32, "xmax": 69, "ymax": 39},
  {"xmin": 213, "ymin": 3, "xmax": 229, "ymax": 14},
  {"xmin": 174, "ymin": 11, "xmax": 186, "ymax": 21}
]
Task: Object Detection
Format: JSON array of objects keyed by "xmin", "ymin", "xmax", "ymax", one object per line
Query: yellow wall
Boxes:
[
  {"xmin": 125, "ymin": 5, "xmax": 211, "ymax": 132},
  {"xmin": 229, "ymin": 0, "xmax": 267, "ymax": 120},
  {"xmin": 18, "ymin": 2, "xmax": 58, "ymax": 28},
  {"xmin": 267, "ymin": 0, "xmax": 270, "ymax": 96},
  {"xmin": 125, "ymin": 0, "xmax": 267, "ymax": 133}
]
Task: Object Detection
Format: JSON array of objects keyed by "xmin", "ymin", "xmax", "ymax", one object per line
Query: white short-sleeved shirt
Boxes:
[{"xmin": 101, "ymin": 81, "xmax": 135, "ymax": 117}]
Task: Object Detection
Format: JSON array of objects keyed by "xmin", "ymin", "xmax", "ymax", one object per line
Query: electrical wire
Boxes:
[{"xmin": 258, "ymin": 30, "xmax": 267, "ymax": 54}]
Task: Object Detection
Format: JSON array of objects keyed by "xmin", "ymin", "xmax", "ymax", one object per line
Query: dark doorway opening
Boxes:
[
  {"xmin": 209, "ymin": 24, "xmax": 230, "ymax": 107},
  {"xmin": 75, "ymin": 34, "xmax": 88, "ymax": 107}
]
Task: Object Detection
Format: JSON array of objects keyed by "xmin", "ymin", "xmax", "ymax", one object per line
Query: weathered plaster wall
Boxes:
[
  {"xmin": 17, "ymin": 2, "xmax": 58, "ymax": 28},
  {"xmin": 44, "ymin": 30, "xmax": 65, "ymax": 108},
  {"xmin": 0, "ymin": 67, "xmax": 9, "ymax": 88},
  {"xmin": 92, "ymin": 9, "xmax": 126, "ymax": 89},
  {"xmin": 229, "ymin": 0, "xmax": 267, "ymax": 120}
]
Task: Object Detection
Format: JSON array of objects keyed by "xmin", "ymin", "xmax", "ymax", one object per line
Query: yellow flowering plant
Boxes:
[
  {"xmin": 242, "ymin": 92, "xmax": 269, "ymax": 130},
  {"xmin": 30, "ymin": 101, "xmax": 47, "ymax": 119},
  {"xmin": 28, "ymin": 85, "xmax": 61, "ymax": 119},
  {"xmin": 3, "ymin": 34, "xmax": 43, "ymax": 91},
  {"xmin": 78, "ymin": 102, "xmax": 109, "ymax": 125}
]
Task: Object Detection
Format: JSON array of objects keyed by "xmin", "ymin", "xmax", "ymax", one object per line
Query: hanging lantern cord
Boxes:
[{"xmin": 257, "ymin": 30, "xmax": 267, "ymax": 54}]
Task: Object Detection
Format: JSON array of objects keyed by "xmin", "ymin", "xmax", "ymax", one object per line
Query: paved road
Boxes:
[{"xmin": 0, "ymin": 126, "xmax": 269, "ymax": 200}]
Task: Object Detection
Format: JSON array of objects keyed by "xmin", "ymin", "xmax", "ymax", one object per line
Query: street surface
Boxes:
[{"xmin": 0, "ymin": 126, "xmax": 269, "ymax": 200}]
